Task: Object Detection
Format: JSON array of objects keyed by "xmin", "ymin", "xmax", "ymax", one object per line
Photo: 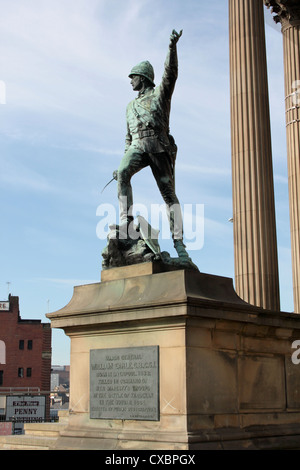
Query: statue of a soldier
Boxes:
[{"xmin": 116, "ymin": 29, "xmax": 189, "ymax": 260}]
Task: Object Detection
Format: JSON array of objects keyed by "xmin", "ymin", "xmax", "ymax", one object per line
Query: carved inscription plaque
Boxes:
[{"xmin": 90, "ymin": 346, "xmax": 159, "ymax": 421}]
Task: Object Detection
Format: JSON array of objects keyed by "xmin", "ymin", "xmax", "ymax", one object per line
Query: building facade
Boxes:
[{"xmin": 0, "ymin": 295, "xmax": 52, "ymax": 419}]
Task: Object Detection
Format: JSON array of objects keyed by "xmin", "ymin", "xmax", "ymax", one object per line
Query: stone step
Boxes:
[
  {"xmin": 57, "ymin": 409, "xmax": 69, "ymax": 424},
  {"xmin": 0, "ymin": 434, "xmax": 57, "ymax": 450},
  {"xmin": 24, "ymin": 421, "xmax": 67, "ymax": 437}
]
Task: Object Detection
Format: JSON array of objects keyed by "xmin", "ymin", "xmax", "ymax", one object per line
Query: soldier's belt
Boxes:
[{"xmin": 138, "ymin": 129, "xmax": 156, "ymax": 138}]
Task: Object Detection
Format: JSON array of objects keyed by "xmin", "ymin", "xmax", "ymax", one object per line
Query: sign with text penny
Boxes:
[
  {"xmin": 90, "ymin": 346, "xmax": 159, "ymax": 421},
  {"xmin": 6, "ymin": 396, "xmax": 45, "ymax": 422}
]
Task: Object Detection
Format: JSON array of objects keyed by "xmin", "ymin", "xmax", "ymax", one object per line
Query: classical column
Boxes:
[
  {"xmin": 229, "ymin": 0, "xmax": 280, "ymax": 310},
  {"xmin": 264, "ymin": 0, "xmax": 300, "ymax": 313}
]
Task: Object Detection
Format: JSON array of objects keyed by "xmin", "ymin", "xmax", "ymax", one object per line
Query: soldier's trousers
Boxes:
[{"xmin": 117, "ymin": 147, "xmax": 183, "ymax": 240}]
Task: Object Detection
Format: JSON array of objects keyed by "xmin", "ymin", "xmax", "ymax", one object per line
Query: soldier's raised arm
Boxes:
[
  {"xmin": 160, "ymin": 29, "xmax": 183, "ymax": 98},
  {"xmin": 169, "ymin": 29, "xmax": 183, "ymax": 48}
]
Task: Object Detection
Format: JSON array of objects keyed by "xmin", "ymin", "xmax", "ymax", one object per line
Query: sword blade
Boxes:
[{"xmin": 101, "ymin": 177, "xmax": 115, "ymax": 194}]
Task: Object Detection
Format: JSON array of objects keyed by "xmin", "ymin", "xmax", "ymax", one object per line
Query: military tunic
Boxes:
[
  {"xmin": 117, "ymin": 43, "xmax": 182, "ymax": 240},
  {"xmin": 124, "ymin": 44, "xmax": 178, "ymax": 157}
]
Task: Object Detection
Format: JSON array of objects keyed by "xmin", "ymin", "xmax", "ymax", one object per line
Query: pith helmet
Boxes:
[{"xmin": 129, "ymin": 61, "xmax": 155, "ymax": 86}]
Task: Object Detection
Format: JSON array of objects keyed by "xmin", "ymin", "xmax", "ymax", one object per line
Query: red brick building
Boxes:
[{"xmin": 0, "ymin": 295, "xmax": 52, "ymax": 419}]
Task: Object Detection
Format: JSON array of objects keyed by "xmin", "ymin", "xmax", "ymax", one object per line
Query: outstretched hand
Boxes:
[{"xmin": 170, "ymin": 29, "xmax": 183, "ymax": 47}]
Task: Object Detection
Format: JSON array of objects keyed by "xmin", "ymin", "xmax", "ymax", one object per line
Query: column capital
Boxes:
[{"xmin": 264, "ymin": 1, "xmax": 300, "ymax": 27}]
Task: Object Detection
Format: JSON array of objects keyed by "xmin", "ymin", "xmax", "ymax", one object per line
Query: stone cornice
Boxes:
[{"xmin": 264, "ymin": 0, "xmax": 300, "ymax": 26}]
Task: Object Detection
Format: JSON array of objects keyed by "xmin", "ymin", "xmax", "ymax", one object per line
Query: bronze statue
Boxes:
[
  {"xmin": 116, "ymin": 29, "xmax": 190, "ymax": 259},
  {"xmin": 102, "ymin": 30, "xmax": 198, "ymax": 270}
]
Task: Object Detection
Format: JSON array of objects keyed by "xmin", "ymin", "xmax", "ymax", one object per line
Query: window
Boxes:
[
  {"xmin": 0, "ymin": 341, "xmax": 5, "ymax": 364},
  {"xmin": 26, "ymin": 368, "xmax": 32, "ymax": 378},
  {"xmin": 0, "ymin": 370, "xmax": 3, "ymax": 386},
  {"xmin": 19, "ymin": 340, "xmax": 24, "ymax": 350},
  {"xmin": 27, "ymin": 340, "xmax": 33, "ymax": 350},
  {"xmin": 18, "ymin": 367, "xmax": 24, "ymax": 378}
]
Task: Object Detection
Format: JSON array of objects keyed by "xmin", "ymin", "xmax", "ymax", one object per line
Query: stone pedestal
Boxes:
[{"xmin": 47, "ymin": 264, "xmax": 300, "ymax": 450}]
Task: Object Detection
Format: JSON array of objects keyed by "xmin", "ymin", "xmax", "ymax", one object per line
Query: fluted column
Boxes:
[
  {"xmin": 264, "ymin": 0, "xmax": 300, "ymax": 313},
  {"xmin": 229, "ymin": 0, "xmax": 280, "ymax": 310}
]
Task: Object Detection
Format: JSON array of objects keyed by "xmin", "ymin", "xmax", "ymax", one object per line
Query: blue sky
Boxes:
[{"xmin": 0, "ymin": 1, "xmax": 292, "ymax": 365}]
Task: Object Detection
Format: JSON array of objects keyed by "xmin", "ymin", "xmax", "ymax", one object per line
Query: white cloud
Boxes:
[
  {"xmin": 177, "ymin": 163, "xmax": 231, "ymax": 177},
  {"xmin": 0, "ymin": 152, "xmax": 54, "ymax": 192}
]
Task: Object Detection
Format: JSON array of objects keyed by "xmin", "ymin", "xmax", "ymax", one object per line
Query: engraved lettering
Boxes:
[{"xmin": 90, "ymin": 346, "xmax": 159, "ymax": 421}]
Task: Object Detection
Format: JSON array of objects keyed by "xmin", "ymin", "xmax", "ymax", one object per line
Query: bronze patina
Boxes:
[{"xmin": 102, "ymin": 30, "xmax": 197, "ymax": 270}]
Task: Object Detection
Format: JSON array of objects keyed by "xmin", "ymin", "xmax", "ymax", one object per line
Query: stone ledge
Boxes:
[
  {"xmin": 0, "ymin": 434, "xmax": 57, "ymax": 450},
  {"xmin": 47, "ymin": 269, "xmax": 248, "ymax": 325},
  {"xmin": 101, "ymin": 261, "xmax": 185, "ymax": 282}
]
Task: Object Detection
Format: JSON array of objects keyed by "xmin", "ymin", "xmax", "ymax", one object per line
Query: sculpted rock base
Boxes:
[{"xmin": 101, "ymin": 218, "xmax": 198, "ymax": 272}]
